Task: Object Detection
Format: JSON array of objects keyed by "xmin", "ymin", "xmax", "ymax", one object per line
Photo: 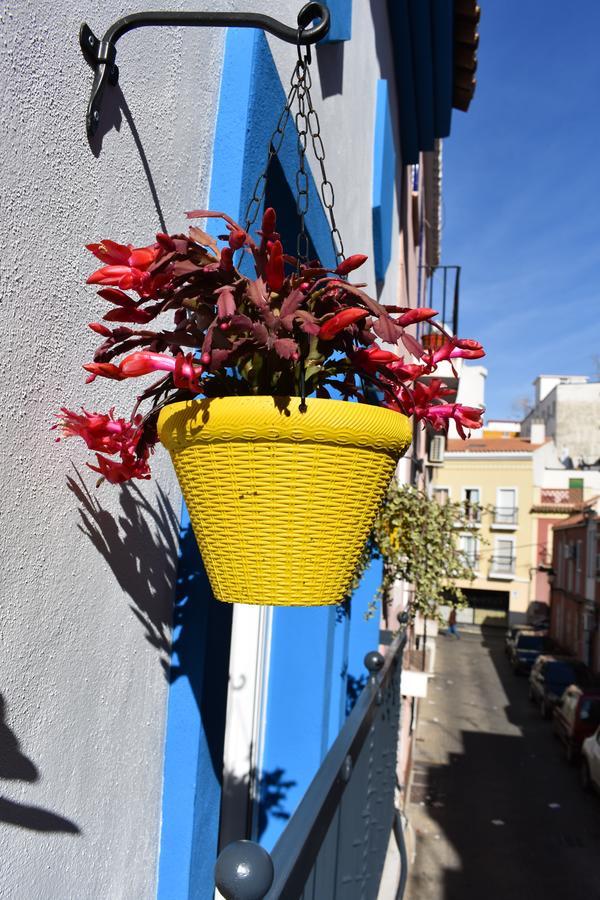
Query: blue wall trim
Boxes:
[
  {"xmin": 321, "ymin": 0, "xmax": 353, "ymax": 43},
  {"xmin": 158, "ymin": 26, "xmax": 341, "ymax": 898},
  {"xmin": 157, "ymin": 28, "xmax": 256, "ymax": 900},
  {"xmin": 388, "ymin": 0, "xmax": 454, "ymax": 163},
  {"xmin": 431, "ymin": 0, "xmax": 454, "ymax": 138},
  {"xmin": 372, "ymin": 80, "xmax": 396, "ymax": 283}
]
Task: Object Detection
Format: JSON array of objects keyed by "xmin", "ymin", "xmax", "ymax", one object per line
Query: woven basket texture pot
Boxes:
[{"xmin": 157, "ymin": 396, "xmax": 411, "ymax": 606}]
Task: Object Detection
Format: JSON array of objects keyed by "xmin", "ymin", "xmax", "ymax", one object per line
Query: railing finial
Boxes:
[{"xmin": 215, "ymin": 840, "xmax": 274, "ymax": 900}]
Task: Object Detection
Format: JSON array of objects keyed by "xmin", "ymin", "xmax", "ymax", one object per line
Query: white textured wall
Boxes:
[{"xmin": 0, "ymin": 3, "xmax": 223, "ymax": 897}]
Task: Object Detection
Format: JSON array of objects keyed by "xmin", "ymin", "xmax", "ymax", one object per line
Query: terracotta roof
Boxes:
[{"xmin": 446, "ymin": 438, "xmax": 542, "ymax": 453}]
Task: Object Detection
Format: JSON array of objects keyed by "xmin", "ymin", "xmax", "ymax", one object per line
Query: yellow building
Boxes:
[{"xmin": 431, "ymin": 436, "xmax": 543, "ymax": 626}]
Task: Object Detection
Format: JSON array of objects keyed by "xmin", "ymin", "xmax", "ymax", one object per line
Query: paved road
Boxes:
[{"xmin": 405, "ymin": 628, "xmax": 600, "ymax": 900}]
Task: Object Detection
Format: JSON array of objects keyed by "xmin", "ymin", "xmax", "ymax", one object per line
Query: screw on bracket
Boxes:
[{"xmin": 214, "ymin": 840, "xmax": 274, "ymax": 900}]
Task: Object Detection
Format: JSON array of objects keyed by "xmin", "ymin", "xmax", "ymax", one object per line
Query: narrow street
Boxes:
[{"xmin": 405, "ymin": 628, "xmax": 600, "ymax": 900}]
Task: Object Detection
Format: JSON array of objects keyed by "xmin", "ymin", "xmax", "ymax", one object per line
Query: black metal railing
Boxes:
[
  {"xmin": 492, "ymin": 506, "xmax": 518, "ymax": 526},
  {"xmin": 489, "ymin": 555, "xmax": 516, "ymax": 576},
  {"xmin": 418, "ymin": 265, "xmax": 461, "ymax": 337},
  {"xmin": 215, "ymin": 630, "xmax": 408, "ymax": 900}
]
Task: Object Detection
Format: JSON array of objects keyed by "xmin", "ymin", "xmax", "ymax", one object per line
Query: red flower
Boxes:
[
  {"xmin": 319, "ymin": 308, "xmax": 367, "ymax": 340},
  {"xmin": 53, "ymin": 407, "xmax": 138, "ymax": 453},
  {"xmin": 87, "ymin": 240, "xmax": 160, "ymax": 270},
  {"xmin": 102, "ymin": 307, "xmax": 154, "ymax": 324},
  {"xmin": 335, "ymin": 254, "xmax": 368, "ymax": 276},
  {"xmin": 83, "ymin": 362, "xmax": 125, "ymax": 383},
  {"xmin": 265, "ymin": 240, "xmax": 285, "ymax": 291},
  {"xmin": 88, "ymin": 453, "xmax": 151, "ymax": 484},
  {"xmin": 87, "ymin": 241, "xmax": 167, "ymax": 298},
  {"xmin": 396, "ymin": 308, "xmax": 438, "ymax": 327}
]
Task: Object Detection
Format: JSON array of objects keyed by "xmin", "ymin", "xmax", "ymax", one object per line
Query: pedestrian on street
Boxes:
[{"xmin": 447, "ymin": 606, "xmax": 460, "ymax": 639}]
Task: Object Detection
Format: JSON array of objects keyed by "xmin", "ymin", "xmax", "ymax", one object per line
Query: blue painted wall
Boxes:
[
  {"xmin": 321, "ymin": 0, "xmax": 353, "ymax": 43},
  {"xmin": 372, "ymin": 80, "xmax": 396, "ymax": 283}
]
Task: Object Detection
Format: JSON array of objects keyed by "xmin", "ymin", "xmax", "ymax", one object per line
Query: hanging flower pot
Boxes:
[
  {"xmin": 157, "ymin": 396, "xmax": 411, "ymax": 605},
  {"xmin": 55, "ymin": 44, "xmax": 484, "ymax": 606},
  {"xmin": 54, "ymin": 206, "xmax": 485, "ymax": 606}
]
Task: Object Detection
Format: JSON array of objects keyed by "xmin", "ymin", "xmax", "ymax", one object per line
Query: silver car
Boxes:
[{"xmin": 581, "ymin": 725, "xmax": 600, "ymax": 792}]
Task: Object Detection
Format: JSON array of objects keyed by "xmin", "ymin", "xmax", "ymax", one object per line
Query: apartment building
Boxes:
[{"xmin": 550, "ymin": 499, "xmax": 600, "ymax": 672}]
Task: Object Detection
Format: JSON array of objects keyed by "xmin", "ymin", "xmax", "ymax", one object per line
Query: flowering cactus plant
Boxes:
[{"xmin": 55, "ymin": 208, "xmax": 484, "ymax": 483}]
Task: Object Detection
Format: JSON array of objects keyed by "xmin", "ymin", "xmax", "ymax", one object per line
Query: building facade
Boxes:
[
  {"xmin": 549, "ymin": 501, "xmax": 600, "ymax": 673},
  {"xmin": 521, "ymin": 374, "xmax": 600, "ymax": 467}
]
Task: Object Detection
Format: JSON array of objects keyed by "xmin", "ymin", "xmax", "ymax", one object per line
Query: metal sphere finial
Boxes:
[
  {"xmin": 364, "ymin": 650, "xmax": 385, "ymax": 674},
  {"xmin": 215, "ymin": 840, "xmax": 274, "ymax": 900}
]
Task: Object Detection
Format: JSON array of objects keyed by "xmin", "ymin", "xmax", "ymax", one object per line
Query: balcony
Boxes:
[
  {"xmin": 533, "ymin": 488, "xmax": 584, "ymax": 512},
  {"xmin": 215, "ymin": 630, "xmax": 409, "ymax": 899},
  {"xmin": 489, "ymin": 555, "xmax": 516, "ymax": 579},
  {"xmin": 464, "ymin": 504, "xmax": 482, "ymax": 526},
  {"xmin": 463, "ymin": 551, "xmax": 480, "ymax": 571},
  {"xmin": 491, "ymin": 506, "xmax": 518, "ymax": 529}
]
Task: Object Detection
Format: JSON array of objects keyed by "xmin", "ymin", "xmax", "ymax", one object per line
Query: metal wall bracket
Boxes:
[{"xmin": 79, "ymin": 3, "xmax": 330, "ymax": 139}]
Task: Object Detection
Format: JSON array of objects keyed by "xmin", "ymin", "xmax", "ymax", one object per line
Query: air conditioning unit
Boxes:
[{"xmin": 428, "ymin": 435, "xmax": 445, "ymax": 465}]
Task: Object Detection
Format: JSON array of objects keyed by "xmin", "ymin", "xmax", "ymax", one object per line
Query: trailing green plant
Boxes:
[{"xmin": 371, "ymin": 481, "xmax": 483, "ymax": 622}]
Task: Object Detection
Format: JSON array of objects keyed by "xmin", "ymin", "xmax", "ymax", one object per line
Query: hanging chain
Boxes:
[
  {"xmin": 296, "ymin": 50, "xmax": 345, "ymax": 266},
  {"xmin": 242, "ymin": 33, "xmax": 345, "ymax": 269},
  {"xmin": 293, "ymin": 54, "xmax": 310, "ymax": 266},
  {"xmin": 242, "ymin": 80, "xmax": 299, "ymax": 233}
]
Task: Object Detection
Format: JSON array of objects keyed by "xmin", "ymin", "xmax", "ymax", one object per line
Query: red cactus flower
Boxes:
[
  {"xmin": 260, "ymin": 207, "xmax": 277, "ymax": 238},
  {"xmin": 265, "ymin": 240, "xmax": 285, "ymax": 291},
  {"xmin": 396, "ymin": 307, "xmax": 438, "ymax": 327},
  {"xmin": 88, "ymin": 452, "xmax": 151, "ymax": 484},
  {"xmin": 102, "ymin": 307, "xmax": 154, "ymax": 324},
  {"xmin": 335, "ymin": 254, "xmax": 368, "ymax": 276},
  {"xmin": 83, "ymin": 362, "xmax": 125, "ymax": 383},
  {"xmin": 319, "ymin": 308, "xmax": 367, "ymax": 340},
  {"xmin": 119, "ymin": 351, "xmax": 204, "ymax": 391},
  {"xmin": 87, "ymin": 240, "xmax": 160, "ymax": 270}
]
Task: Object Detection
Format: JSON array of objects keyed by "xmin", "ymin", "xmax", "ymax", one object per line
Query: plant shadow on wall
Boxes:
[
  {"xmin": 67, "ymin": 467, "xmax": 177, "ymax": 678},
  {"xmin": 0, "ymin": 695, "xmax": 80, "ymax": 833},
  {"xmin": 67, "ymin": 466, "xmax": 234, "ymax": 788}
]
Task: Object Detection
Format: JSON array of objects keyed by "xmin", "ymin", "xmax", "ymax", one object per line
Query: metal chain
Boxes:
[
  {"xmin": 242, "ymin": 35, "xmax": 345, "ymax": 269},
  {"xmin": 297, "ymin": 53, "xmax": 345, "ymax": 265},
  {"xmin": 242, "ymin": 80, "xmax": 299, "ymax": 233},
  {"xmin": 293, "ymin": 57, "xmax": 310, "ymax": 265}
]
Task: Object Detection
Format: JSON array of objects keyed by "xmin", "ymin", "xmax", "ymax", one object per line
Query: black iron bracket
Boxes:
[{"xmin": 79, "ymin": 3, "xmax": 330, "ymax": 139}]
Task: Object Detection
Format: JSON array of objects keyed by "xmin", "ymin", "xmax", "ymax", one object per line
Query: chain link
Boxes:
[
  {"xmin": 242, "ymin": 81, "xmax": 298, "ymax": 233},
  {"xmin": 242, "ymin": 34, "xmax": 345, "ymax": 269}
]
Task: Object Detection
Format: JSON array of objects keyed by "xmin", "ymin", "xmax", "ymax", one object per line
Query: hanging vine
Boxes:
[{"xmin": 371, "ymin": 481, "xmax": 483, "ymax": 622}]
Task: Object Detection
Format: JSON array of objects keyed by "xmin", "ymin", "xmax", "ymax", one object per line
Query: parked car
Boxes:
[
  {"xmin": 504, "ymin": 624, "xmax": 548, "ymax": 657},
  {"xmin": 509, "ymin": 631, "xmax": 554, "ymax": 674},
  {"xmin": 528, "ymin": 655, "xmax": 589, "ymax": 718},
  {"xmin": 581, "ymin": 726, "xmax": 600, "ymax": 793},
  {"xmin": 553, "ymin": 685, "xmax": 600, "ymax": 762}
]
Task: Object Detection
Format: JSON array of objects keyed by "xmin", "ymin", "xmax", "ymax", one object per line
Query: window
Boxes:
[
  {"xmin": 495, "ymin": 488, "xmax": 518, "ymax": 526},
  {"xmin": 461, "ymin": 534, "xmax": 478, "ymax": 568},
  {"xmin": 463, "ymin": 488, "xmax": 481, "ymax": 524},
  {"xmin": 492, "ymin": 538, "xmax": 515, "ymax": 575},
  {"xmin": 433, "ymin": 488, "xmax": 449, "ymax": 506}
]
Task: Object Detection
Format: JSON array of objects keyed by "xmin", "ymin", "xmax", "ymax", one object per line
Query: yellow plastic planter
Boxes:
[{"xmin": 157, "ymin": 396, "xmax": 411, "ymax": 606}]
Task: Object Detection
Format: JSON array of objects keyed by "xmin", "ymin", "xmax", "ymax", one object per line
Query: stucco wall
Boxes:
[{"xmin": 0, "ymin": 4, "xmax": 223, "ymax": 897}]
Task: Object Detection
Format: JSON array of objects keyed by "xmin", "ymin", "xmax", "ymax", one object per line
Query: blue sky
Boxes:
[{"xmin": 442, "ymin": 0, "xmax": 600, "ymax": 419}]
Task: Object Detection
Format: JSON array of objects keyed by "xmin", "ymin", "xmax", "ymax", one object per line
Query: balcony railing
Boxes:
[
  {"xmin": 539, "ymin": 488, "xmax": 583, "ymax": 506},
  {"xmin": 489, "ymin": 555, "xmax": 516, "ymax": 577},
  {"xmin": 418, "ymin": 265, "xmax": 461, "ymax": 337},
  {"xmin": 463, "ymin": 551, "xmax": 480, "ymax": 569},
  {"xmin": 492, "ymin": 506, "xmax": 518, "ymax": 527},
  {"xmin": 464, "ymin": 504, "xmax": 481, "ymax": 525},
  {"xmin": 215, "ymin": 629, "xmax": 409, "ymax": 900}
]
